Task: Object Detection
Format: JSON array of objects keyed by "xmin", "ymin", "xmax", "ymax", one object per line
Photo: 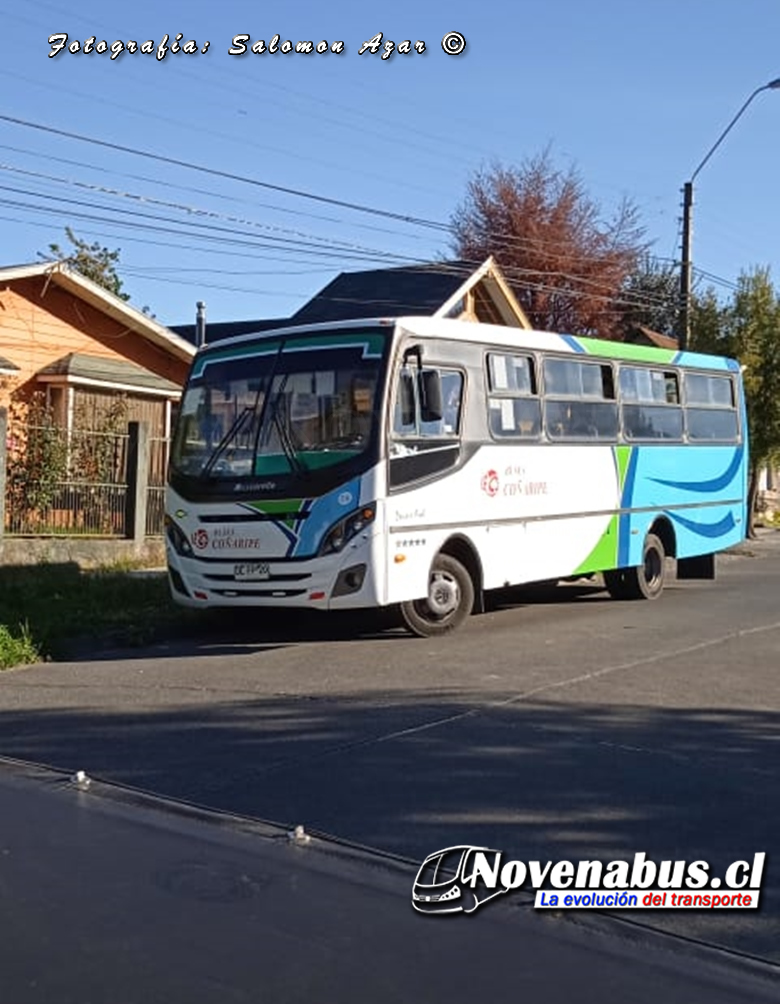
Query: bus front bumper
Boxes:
[{"xmin": 166, "ymin": 533, "xmax": 382, "ymax": 611}]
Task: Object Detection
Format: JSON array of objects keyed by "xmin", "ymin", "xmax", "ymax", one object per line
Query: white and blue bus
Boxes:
[{"xmin": 165, "ymin": 316, "xmax": 747, "ymax": 636}]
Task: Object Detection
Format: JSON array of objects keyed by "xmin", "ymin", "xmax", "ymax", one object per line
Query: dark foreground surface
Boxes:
[
  {"xmin": 1, "ymin": 759, "xmax": 778, "ymax": 1004},
  {"xmin": 2, "ymin": 533, "xmax": 780, "ymax": 977}
]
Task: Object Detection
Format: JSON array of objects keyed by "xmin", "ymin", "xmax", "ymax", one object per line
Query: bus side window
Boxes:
[
  {"xmin": 543, "ymin": 358, "xmax": 617, "ymax": 441},
  {"xmin": 393, "ymin": 369, "xmax": 464, "ymax": 440},
  {"xmin": 389, "ymin": 367, "xmax": 464, "ymax": 484},
  {"xmin": 424, "ymin": 371, "xmax": 463, "ymax": 436},
  {"xmin": 486, "ymin": 352, "xmax": 540, "ymax": 439}
]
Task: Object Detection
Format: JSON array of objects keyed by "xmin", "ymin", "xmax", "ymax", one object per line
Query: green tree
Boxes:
[
  {"xmin": 726, "ymin": 267, "xmax": 780, "ymax": 535},
  {"xmin": 5, "ymin": 394, "xmax": 68, "ymax": 531},
  {"xmin": 451, "ymin": 151, "xmax": 648, "ymax": 338},
  {"xmin": 40, "ymin": 227, "xmax": 130, "ymax": 301},
  {"xmin": 617, "ymin": 257, "xmax": 680, "ymax": 339},
  {"xmin": 689, "ymin": 287, "xmax": 729, "ymax": 357}
]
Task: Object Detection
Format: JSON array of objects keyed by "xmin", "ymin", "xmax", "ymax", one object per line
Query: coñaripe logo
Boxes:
[
  {"xmin": 411, "ymin": 846, "xmax": 766, "ymax": 915},
  {"xmin": 191, "ymin": 528, "xmax": 209, "ymax": 550},
  {"xmin": 481, "ymin": 470, "xmax": 499, "ymax": 497}
]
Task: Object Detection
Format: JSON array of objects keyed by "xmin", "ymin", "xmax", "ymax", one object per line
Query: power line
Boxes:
[
  {"xmin": 0, "ymin": 116, "xmax": 690, "ymax": 276},
  {"xmin": 0, "ymin": 112, "xmax": 448, "ymax": 231},
  {"xmin": 0, "ymin": 164, "xmax": 434, "ymax": 259},
  {"xmin": 0, "ymin": 141, "xmax": 436, "ymax": 240},
  {"xmin": 0, "ymin": 116, "xmax": 728, "ymax": 316}
]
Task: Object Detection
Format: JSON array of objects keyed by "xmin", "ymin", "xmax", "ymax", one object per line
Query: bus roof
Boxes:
[{"xmin": 193, "ymin": 316, "xmax": 739, "ymax": 373}]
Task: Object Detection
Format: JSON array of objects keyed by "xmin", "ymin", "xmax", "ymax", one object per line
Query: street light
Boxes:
[{"xmin": 678, "ymin": 77, "xmax": 780, "ymax": 350}]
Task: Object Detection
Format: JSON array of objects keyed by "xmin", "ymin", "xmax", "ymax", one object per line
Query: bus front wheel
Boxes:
[
  {"xmin": 604, "ymin": 533, "xmax": 666, "ymax": 601},
  {"xmin": 400, "ymin": 554, "xmax": 475, "ymax": 637}
]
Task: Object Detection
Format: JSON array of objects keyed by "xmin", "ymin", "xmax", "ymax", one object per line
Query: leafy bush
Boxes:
[{"xmin": 0, "ymin": 624, "xmax": 40, "ymax": 670}]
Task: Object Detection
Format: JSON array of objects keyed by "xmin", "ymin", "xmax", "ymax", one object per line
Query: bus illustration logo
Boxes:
[
  {"xmin": 481, "ymin": 470, "xmax": 499, "ymax": 497},
  {"xmin": 412, "ymin": 846, "xmax": 509, "ymax": 915}
]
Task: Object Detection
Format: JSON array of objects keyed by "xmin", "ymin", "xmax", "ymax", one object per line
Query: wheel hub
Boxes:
[
  {"xmin": 428, "ymin": 572, "xmax": 459, "ymax": 616},
  {"xmin": 644, "ymin": 549, "xmax": 662, "ymax": 585}
]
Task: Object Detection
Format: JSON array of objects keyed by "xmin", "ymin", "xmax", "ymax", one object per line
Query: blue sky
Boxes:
[{"xmin": 2, "ymin": 0, "xmax": 779, "ymax": 327}]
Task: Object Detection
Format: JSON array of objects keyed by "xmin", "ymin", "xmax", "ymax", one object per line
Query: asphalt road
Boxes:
[{"xmin": 2, "ymin": 532, "xmax": 780, "ymax": 967}]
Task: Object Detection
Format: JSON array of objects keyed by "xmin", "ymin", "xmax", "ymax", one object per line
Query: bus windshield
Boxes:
[{"xmin": 171, "ymin": 332, "xmax": 387, "ymax": 481}]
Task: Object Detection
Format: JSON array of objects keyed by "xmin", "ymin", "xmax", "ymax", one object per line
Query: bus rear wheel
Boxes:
[
  {"xmin": 604, "ymin": 533, "xmax": 666, "ymax": 601},
  {"xmin": 400, "ymin": 554, "xmax": 474, "ymax": 637}
]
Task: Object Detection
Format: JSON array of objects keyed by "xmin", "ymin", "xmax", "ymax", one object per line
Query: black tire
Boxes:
[
  {"xmin": 604, "ymin": 533, "xmax": 666, "ymax": 601},
  {"xmin": 603, "ymin": 567, "xmax": 629, "ymax": 599},
  {"xmin": 400, "ymin": 553, "xmax": 475, "ymax": 637}
]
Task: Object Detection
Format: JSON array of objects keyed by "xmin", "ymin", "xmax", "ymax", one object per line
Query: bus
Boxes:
[{"xmin": 165, "ymin": 316, "xmax": 748, "ymax": 636}]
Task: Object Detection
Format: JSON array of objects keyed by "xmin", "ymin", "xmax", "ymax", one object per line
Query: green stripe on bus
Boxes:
[
  {"xmin": 575, "ymin": 338, "xmax": 677, "ymax": 364},
  {"xmin": 574, "ymin": 513, "xmax": 619, "ymax": 575},
  {"xmin": 244, "ymin": 497, "xmax": 305, "ymax": 529},
  {"xmin": 192, "ymin": 341, "xmax": 281, "ymax": 377},
  {"xmin": 285, "ymin": 333, "xmax": 386, "ymax": 356},
  {"xmin": 615, "ymin": 445, "xmax": 633, "ymax": 491},
  {"xmin": 192, "ymin": 332, "xmax": 386, "ymax": 377}
]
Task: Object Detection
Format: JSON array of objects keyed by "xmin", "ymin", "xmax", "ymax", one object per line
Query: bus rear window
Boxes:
[
  {"xmin": 687, "ymin": 409, "xmax": 739, "ymax": 441},
  {"xmin": 684, "ymin": 373, "xmax": 738, "ymax": 441},
  {"xmin": 685, "ymin": 373, "xmax": 734, "ymax": 407}
]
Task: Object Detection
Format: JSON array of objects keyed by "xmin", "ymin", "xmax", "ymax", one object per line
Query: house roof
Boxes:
[
  {"xmin": 36, "ymin": 353, "xmax": 182, "ymax": 396},
  {"xmin": 290, "ymin": 257, "xmax": 530, "ymax": 327},
  {"xmin": 627, "ymin": 324, "xmax": 679, "ymax": 350},
  {"xmin": 0, "ymin": 354, "xmax": 20, "ymax": 374},
  {"xmin": 0, "ymin": 262, "xmax": 195, "ymax": 363},
  {"xmin": 290, "ymin": 261, "xmax": 476, "ymax": 324},
  {"xmin": 171, "ymin": 257, "xmax": 531, "ymax": 342}
]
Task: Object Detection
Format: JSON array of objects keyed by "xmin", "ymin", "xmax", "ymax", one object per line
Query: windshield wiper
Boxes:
[
  {"xmin": 268, "ymin": 392, "xmax": 309, "ymax": 478},
  {"xmin": 201, "ymin": 407, "xmax": 255, "ymax": 477}
]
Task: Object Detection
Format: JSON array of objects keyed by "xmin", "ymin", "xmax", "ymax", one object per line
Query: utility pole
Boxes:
[
  {"xmin": 679, "ymin": 182, "xmax": 694, "ymax": 351},
  {"xmin": 677, "ymin": 77, "xmax": 780, "ymax": 351}
]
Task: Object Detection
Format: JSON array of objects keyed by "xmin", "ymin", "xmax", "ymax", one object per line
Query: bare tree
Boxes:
[{"xmin": 451, "ymin": 152, "xmax": 648, "ymax": 338}]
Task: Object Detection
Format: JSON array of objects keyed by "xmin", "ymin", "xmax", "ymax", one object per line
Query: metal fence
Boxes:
[
  {"xmin": 5, "ymin": 482, "xmax": 129, "ymax": 536},
  {"xmin": 3, "ymin": 421, "xmax": 169, "ymax": 538},
  {"xmin": 146, "ymin": 435, "xmax": 169, "ymax": 536}
]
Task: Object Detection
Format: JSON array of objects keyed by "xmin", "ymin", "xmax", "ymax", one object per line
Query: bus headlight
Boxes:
[
  {"xmin": 319, "ymin": 504, "xmax": 376, "ymax": 556},
  {"xmin": 165, "ymin": 515, "xmax": 194, "ymax": 557}
]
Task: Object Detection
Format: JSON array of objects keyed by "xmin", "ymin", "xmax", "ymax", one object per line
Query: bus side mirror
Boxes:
[
  {"xmin": 419, "ymin": 370, "xmax": 443, "ymax": 423},
  {"xmin": 399, "ymin": 372, "xmax": 415, "ymax": 426}
]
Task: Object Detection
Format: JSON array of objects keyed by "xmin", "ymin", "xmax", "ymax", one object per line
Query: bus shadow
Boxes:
[
  {"xmin": 486, "ymin": 579, "xmax": 610, "ymax": 612},
  {"xmin": 68, "ymin": 606, "xmax": 409, "ymax": 662},
  {"xmin": 64, "ymin": 583, "xmax": 619, "ymax": 662}
]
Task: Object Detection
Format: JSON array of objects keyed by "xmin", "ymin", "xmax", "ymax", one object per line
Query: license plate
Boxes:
[{"xmin": 234, "ymin": 561, "xmax": 271, "ymax": 581}]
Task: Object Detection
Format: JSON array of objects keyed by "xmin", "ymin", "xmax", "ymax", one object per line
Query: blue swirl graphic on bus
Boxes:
[{"xmin": 666, "ymin": 511, "xmax": 736, "ymax": 539}]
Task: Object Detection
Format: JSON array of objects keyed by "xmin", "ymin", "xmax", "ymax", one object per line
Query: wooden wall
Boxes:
[{"xmin": 0, "ymin": 275, "xmax": 190, "ymax": 409}]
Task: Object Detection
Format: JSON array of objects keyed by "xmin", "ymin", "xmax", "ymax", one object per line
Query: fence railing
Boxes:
[
  {"xmin": 1, "ymin": 413, "xmax": 169, "ymax": 539},
  {"xmin": 4, "ymin": 482, "xmax": 128, "ymax": 536},
  {"xmin": 146, "ymin": 435, "xmax": 169, "ymax": 536}
]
